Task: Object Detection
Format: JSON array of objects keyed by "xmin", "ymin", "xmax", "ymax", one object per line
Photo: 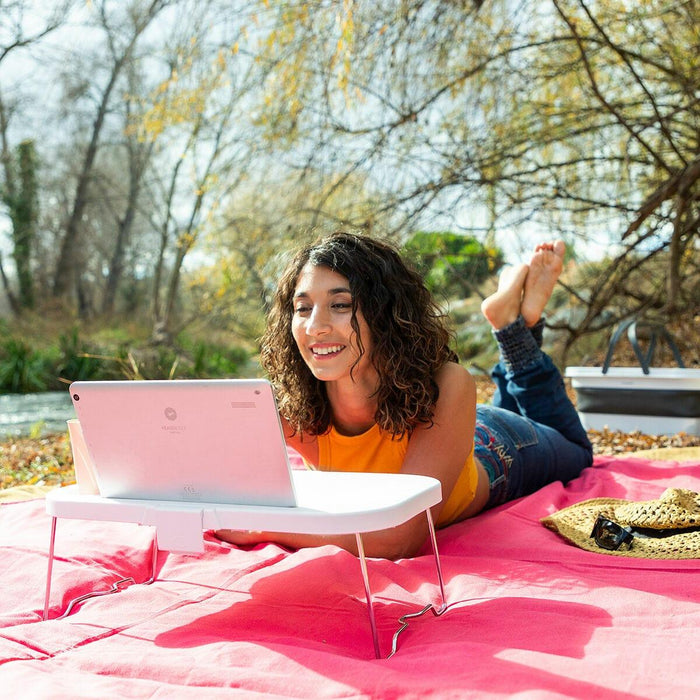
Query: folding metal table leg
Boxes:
[
  {"xmin": 355, "ymin": 533, "xmax": 381, "ymax": 659},
  {"xmin": 42, "ymin": 524, "xmax": 160, "ymax": 622},
  {"xmin": 145, "ymin": 532, "xmax": 160, "ymax": 584},
  {"xmin": 42, "ymin": 516, "xmax": 58, "ymax": 621},
  {"xmin": 425, "ymin": 508, "xmax": 447, "ymax": 610},
  {"xmin": 356, "ymin": 511, "xmax": 447, "ymax": 660}
]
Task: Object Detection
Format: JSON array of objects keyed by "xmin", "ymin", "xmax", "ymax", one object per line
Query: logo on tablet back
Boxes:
[
  {"xmin": 182, "ymin": 484, "xmax": 201, "ymax": 500},
  {"xmin": 162, "ymin": 406, "xmax": 185, "ymax": 432}
]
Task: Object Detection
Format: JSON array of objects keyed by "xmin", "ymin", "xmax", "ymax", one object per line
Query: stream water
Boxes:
[{"xmin": 0, "ymin": 391, "xmax": 76, "ymax": 438}]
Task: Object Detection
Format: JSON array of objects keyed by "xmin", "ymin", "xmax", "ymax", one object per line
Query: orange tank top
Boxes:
[{"xmin": 314, "ymin": 424, "xmax": 477, "ymax": 528}]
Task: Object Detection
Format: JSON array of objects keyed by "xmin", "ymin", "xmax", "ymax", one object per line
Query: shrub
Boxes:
[
  {"xmin": 0, "ymin": 338, "xmax": 50, "ymax": 392},
  {"xmin": 55, "ymin": 327, "xmax": 104, "ymax": 385},
  {"xmin": 189, "ymin": 341, "xmax": 250, "ymax": 377}
]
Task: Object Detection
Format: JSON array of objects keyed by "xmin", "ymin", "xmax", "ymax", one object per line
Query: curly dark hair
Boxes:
[{"xmin": 260, "ymin": 231, "xmax": 457, "ymax": 438}]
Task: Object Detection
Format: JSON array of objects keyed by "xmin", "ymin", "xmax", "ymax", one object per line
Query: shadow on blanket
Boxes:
[{"xmin": 155, "ymin": 580, "xmax": 612, "ymax": 658}]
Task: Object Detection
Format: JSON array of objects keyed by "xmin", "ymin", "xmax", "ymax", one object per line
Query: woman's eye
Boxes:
[{"xmin": 293, "ymin": 300, "xmax": 352, "ymax": 314}]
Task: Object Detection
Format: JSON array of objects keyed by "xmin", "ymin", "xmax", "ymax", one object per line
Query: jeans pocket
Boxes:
[{"xmin": 477, "ymin": 406, "xmax": 538, "ymax": 451}]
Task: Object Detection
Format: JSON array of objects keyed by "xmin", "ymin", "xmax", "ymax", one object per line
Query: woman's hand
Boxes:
[
  {"xmin": 214, "ymin": 529, "xmax": 271, "ymax": 548},
  {"xmin": 213, "ymin": 515, "xmax": 430, "ymax": 559}
]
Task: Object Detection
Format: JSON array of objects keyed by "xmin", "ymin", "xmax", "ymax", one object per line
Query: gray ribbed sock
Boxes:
[
  {"xmin": 493, "ymin": 315, "xmax": 542, "ymax": 373},
  {"xmin": 529, "ymin": 317, "xmax": 545, "ymax": 348}
]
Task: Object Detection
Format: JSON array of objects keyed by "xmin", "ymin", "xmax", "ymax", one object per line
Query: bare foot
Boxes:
[
  {"xmin": 520, "ymin": 240, "xmax": 565, "ymax": 327},
  {"xmin": 481, "ymin": 263, "xmax": 529, "ymax": 330}
]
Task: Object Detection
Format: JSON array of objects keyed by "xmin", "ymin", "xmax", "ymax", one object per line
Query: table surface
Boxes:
[{"xmin": 46, "ymin": 471, "xmax": 442, "ymax": 551}]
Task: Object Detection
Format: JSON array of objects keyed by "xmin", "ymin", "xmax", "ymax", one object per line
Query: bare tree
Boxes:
[
  {"xmin": 51, "ymin": 0, "xmax": 175, "ymax": 305},
  {"xmin": 0, "ymin": 1, "xmax": 74, "ymax": 65},
  {"xmin": 100, "ymin": 66, "xmax": 155, "ymax": 316},
  {"xmin": 0, "ymin": 0, "xmax": 75, "ymax": 313},
  {"xmin": 133, "ymin": 3, "xmax": 279, "ymax": 343}
]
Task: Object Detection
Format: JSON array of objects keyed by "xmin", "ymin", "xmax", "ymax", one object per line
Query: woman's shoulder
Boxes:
[
  {"xmin": 434, "ymin": 361, "xmax": 476, "ymax": 404},
  {"xmin": 435, "ymin": 360, "xmax": 474, "ymax": 384}
]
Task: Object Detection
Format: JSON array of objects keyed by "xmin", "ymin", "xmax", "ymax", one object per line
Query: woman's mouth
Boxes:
[{"xmin": 310, "ymin": 344, "xmax": 345, "ymax": 358}]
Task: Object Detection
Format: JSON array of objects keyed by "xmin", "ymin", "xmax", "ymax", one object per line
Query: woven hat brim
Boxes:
[
  {"xmin": 541, "ymin": 498, "xmax": 700, "ymax": 559},
  {"xmin": 614, "ymin": 488, "xmax": 700, "ymax": 529}
]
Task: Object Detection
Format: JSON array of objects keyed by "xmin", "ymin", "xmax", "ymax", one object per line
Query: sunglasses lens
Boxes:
[{"xmin": 592, "ymin": 517, "xmax": 633, "ymax": 551}]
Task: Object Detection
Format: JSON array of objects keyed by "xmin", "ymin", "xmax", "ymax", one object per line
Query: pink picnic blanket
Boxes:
[{"xmin": 1, "ymin": 454, "xmax": 698, "ymax": 699}]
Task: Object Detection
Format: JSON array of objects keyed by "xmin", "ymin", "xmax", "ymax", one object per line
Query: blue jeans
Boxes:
[{"xmin": 475, "ymin": 348, "xmax": 593, "ymax": 509}]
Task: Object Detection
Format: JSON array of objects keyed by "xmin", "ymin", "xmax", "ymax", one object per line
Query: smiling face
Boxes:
[{"xmin": 291, "ymin": 264, "xmax": 375, "ymax": 386}]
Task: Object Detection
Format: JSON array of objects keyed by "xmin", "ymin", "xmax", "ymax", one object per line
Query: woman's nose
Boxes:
[{"xmin": 306, "ymin": 307, "xmax": 331, "ymax": 335}]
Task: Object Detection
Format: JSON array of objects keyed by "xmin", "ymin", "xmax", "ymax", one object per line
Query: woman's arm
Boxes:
[
  {"xmin": 279, "ymin": 414, "xmax": 319, "ymax": 464},
  {"xmin": 399, "ymin": 362, "xmax": 477, "ymax": 524},
  {"xmin": 216, "ymin": 363, "xmax": 477, "ymax": 560},
  {"xmin": 215, "ymin": 511, "xmax": 429, "ymax": 559}
]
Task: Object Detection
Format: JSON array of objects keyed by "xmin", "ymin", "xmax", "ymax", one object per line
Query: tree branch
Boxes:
[{"xmin": 551, "ymin": 0, "xmax": 673, "ymax": 175}]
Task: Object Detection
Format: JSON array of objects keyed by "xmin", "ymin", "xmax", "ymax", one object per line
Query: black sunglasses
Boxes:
[
  {"xmin": 591, "ymin": 515, "xmax": 700, "ymax": 551},
  {"xmin": 590, "ymin": 515, "xmax": 635, "ymax": 551}
]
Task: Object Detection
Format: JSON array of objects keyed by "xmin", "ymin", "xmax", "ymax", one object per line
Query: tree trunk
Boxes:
[
  {"xmin": 666, "ymin": 195, "xmax": 686, "ymax": 314},
  {"xmin": 151, "ymin": 107, "xmax": 229, "ymax": 342},
  {"xmin": 52, "ymin": 53, "xmax": 128, "ymax": 302},
  {"xmin": 102, "ymin": 140, "xmax": 151, "ymax": 315},
  {"xmin": 11, "ymin": 140, "xmax": 37, "ymax": 309},
  {"xmin": 155, "ymin": 191, "xmax": 204, "ymax": 342},
  {"xmin": 151, "ymin": 152, "xmax": 185, "ymax": 332},
  {"xmin": 0, "ymin": 252, "xmax": 20, "ymax": 315}
]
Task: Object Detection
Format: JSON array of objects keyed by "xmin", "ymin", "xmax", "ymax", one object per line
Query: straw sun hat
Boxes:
[{"xmin": 541, "ymin": 488, "xmax": 700, "ymax": 559}]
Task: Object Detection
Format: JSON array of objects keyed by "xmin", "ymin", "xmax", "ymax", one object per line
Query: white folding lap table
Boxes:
[{"xmin": 43, "ymin": 470, "xmax": 447, "ymax": 658}]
